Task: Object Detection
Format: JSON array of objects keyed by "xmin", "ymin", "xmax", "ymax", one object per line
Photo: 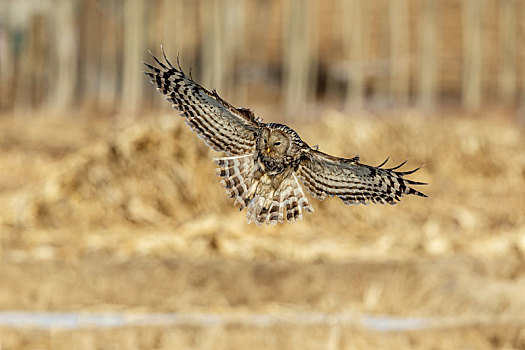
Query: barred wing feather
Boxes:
[
  {"xmin": 143, "ymin": 50, "xmax": 262, "ymax": 156},
  {"xmin": 298, "ymin": 149, "xmax": 427, "ymax": 205}
]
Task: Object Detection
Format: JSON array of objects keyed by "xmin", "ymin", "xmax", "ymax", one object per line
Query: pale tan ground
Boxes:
[{"xmin": 0, "ymin": 110, "xmax": 524, "ymax": 349}]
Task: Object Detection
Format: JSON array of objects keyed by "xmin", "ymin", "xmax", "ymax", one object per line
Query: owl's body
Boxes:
[
  {"xmin": 144, "ymin": 49, "xmax": 427, "ymax": 225},
  {"xmin": 215, "ymin": 123, "xmax": 313, "ymax": 224}
]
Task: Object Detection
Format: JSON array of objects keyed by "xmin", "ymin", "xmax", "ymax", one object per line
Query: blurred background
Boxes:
[
  {"xmin": 0, "ymin": 0, "xmax": 524, "ymax": 349},
  {"xmin": 1, "ymin": 0, "xmax": 525, "ymax": 115}
]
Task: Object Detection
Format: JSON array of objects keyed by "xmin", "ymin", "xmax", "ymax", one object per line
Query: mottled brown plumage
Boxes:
[{"xmin": 144, "ymin": 49, "xmax": 427, "ymax": 225}]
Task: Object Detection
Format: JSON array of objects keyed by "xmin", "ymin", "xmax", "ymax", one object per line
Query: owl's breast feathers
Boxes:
[{"xmin": 257, "ymin": 154, "xmax": 285, "ymax": 175}]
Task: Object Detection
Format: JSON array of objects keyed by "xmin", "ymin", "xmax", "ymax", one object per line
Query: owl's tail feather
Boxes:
[
  {"xmin": 214, "ymin": 155, "xmax": 313, "ymax": 225},
  {"xmin": 246, "ymin": 173, "xmax": 314, "ymax": 226},
  {"xmin": 214, "ymin": 154, "xmax": 257, "ymax": 210}
]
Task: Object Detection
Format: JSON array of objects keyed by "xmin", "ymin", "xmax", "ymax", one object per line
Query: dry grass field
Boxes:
[{"xmin": 0, "ymin": 109, "xmax": 524, "ymax": 349}]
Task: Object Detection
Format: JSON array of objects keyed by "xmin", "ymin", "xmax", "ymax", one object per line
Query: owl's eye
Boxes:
[{"xmin": 274, "ymin": 141, "xmax": 281, "ymax": 146}]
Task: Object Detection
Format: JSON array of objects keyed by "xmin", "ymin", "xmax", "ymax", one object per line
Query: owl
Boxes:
[{"xmin": 144, "ymin": 49, "xmax": 427, "ymax": 225}]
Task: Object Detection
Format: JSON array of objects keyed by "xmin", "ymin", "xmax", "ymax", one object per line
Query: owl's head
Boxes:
[{"xmin": 259, "ymin": 128, "xmax": 291, "ymax": 157}]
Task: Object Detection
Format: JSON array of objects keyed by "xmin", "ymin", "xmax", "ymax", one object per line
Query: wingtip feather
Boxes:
[
  {"xmin": 377, "ymin": 156, "xmax": 390, "ymax": 167},
  {"xmin": 388, "ymin": 159, "xmax": 408, "ymax": 171}
]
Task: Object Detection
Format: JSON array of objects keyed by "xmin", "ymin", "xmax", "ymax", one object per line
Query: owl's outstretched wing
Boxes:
[
  {"xmin": 297, "ymin": 149, "xmax": 427, "ymax": 205},
  {"xmin": 144, "ymin": 49, "xmax": 263, "ymax": 156}
]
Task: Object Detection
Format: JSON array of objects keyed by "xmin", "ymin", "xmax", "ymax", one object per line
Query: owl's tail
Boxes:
[
  {"xmin": 214, "ymin": 155, "xmax": 313, "ymax": 225},
  {"xmin": 246, "ymin": 173, "xmax": 314, "ymax": 225},
  {"xmin": 214, "ymin": 154, "xmax": 258, "ymax": 210}
]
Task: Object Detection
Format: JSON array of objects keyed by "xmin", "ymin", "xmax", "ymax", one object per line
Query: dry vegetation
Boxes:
[{"xmin": 0, "ymin": 110, "xmax": 524, "ymax": 349}]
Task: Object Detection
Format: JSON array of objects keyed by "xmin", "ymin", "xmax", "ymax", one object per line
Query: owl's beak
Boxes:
[{"xmin": 266, "ymin": 147, "xmax": 271, "ymax": 153}]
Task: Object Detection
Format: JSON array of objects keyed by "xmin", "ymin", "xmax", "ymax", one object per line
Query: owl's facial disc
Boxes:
[{"xmin": 267, "ymin": 131, "xmax": 289, "ymax": 156}]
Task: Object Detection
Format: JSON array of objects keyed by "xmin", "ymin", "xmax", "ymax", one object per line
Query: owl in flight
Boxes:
[{"xmin": 144, "ymin": 49, "xmax": 427, "ymax": 225}]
